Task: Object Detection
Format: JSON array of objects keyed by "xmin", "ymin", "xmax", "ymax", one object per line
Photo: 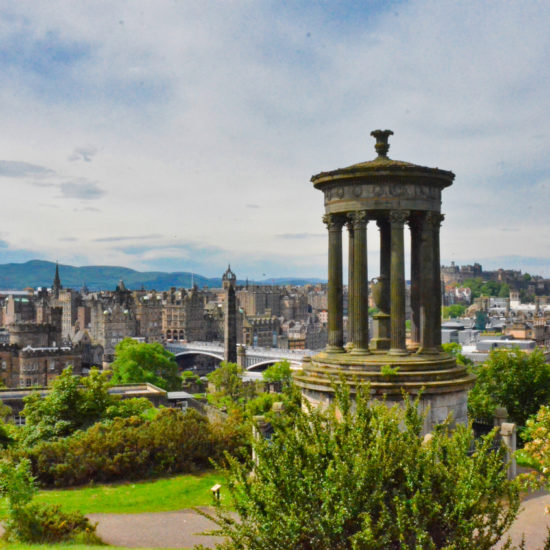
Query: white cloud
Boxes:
[{"xmin": 0, "ymin": 1, "xmax": 548, "ymax": 277}]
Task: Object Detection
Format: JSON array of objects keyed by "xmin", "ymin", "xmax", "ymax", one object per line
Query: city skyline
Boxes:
[{"xmin": 1, "ymin": 2, "xmax": 549, "ymax": 278}]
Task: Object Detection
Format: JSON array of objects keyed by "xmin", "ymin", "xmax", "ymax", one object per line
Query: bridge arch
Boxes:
[
  {"xmin": 246, "ymin": 359, "xmax": 302, "ymax": 372},
  {"xmin": 174, "ymin": 351, "xmax": 224, "ymax": 376}
]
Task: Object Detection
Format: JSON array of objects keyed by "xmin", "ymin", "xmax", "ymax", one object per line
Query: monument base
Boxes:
[{"xmin": 294, "ymin": 350, "xmax": 474, "ymax": 434}]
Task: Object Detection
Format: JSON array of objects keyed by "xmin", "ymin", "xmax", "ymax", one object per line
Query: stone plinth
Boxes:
[{"xmin": 294, "ymin": 350, "xmax": 473, "ymax": 432}]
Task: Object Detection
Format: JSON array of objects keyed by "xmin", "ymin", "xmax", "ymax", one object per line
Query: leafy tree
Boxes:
[
  {"xmin": 468, "ymin": 348, "xmax": 550, "ymax": 426},
  {"xmin": 262, "ymin": 360, "xmax": 292, "ymax": 387},
  {"xmin": 498, "ymin": 283, "xmax": 510, "ymax": 298},
  {"xmin": 207, "ymin": 362, "xmax": 256, "ymax": 410},
  {"xmin": 202, "ymin": 384, "xmax": 522, "ymax": 549},
  {"xmin": 442, "ymin": 304, "xmax": 466, "ymax": 319},
  {"xmin": 110, "ymin": 338, "xmax": 181, "ymax": 391},
  {"xmin": 20, "ymin": 366, "xmax": 151, "ymax": 445},
  {"xmin": 441, "ymin": 343, "xmax": 473, "ymax": 368}
]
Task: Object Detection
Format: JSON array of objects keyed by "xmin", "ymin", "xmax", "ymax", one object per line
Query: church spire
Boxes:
[{"xmin": 52, "ymin": 261, "xmax": 62, "ymax": 298}]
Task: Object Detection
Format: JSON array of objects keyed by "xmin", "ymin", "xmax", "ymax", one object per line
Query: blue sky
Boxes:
[{"xmin": 0, "ymin": 1, "xmax": 549, "ymax": 279}]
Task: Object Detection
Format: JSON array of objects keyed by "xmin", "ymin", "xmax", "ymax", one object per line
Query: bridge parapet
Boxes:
[{"xmin": 166, "ymin": 341, "xmax": 320, "ymax": 369}]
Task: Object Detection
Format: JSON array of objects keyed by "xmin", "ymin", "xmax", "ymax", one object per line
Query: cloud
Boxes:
[
  {"xmin": 94, "ymin": 234, "xmax": 163, "ymax": 243},
  {"xmin": 246, "ymin": 204, "xmax": 260, "ymax": 209},
  {"xmin": 277, "ymin": 233, "xmax": 324, "ymax": 239},
  {"xmin": 59, "ymin": 237, "xmax": 77, "ymax": 242},
  {"xmin": 0, "ymin": 161, "xmax": 55, "ymax": 178},
  {"xmin": 68, "ymin": 146, "xmax": 98, "ymax": 162},
  {"xmin": 59, "ymin": 179, "xmax": 105, "ymax": 200}
]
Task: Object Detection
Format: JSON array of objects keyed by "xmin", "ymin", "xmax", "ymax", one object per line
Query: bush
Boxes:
[
  {"xmin": 14, "ymin": 408, "xmax": 247, "ymax": 487},
  {"xmin": 0, "ymin": 458, "xmax": 97, "ymax": 543},
  {"xmin": 4, "ymin": 502, "xmax": 98, "ymax": 544},
  {"xmin": 203, "ymin": 384, "xmax": 522, "ymax": 549}
]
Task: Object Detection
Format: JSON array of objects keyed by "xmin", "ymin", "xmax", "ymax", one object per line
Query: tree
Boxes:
[
  {"xmin": 20, "ymin": 366, "xmax": 151, "ymax": 445},
  {"xmin": 262, "ymin": 360, "xmax": 292, "ymax": 387},
  {"xmin": 468, "ymin": 348, "xmax": 550, "ymax": 426},
  {"xmin": 202, "ymin": 384, "xmax": 522, "ymax": 549},
  {"xmin": 110, "ymin": 338, "xmax": 181, "ymax": 391},
  {"xmin": 442, "ymin": 304, "xmax": 466, "ymax": 319}
]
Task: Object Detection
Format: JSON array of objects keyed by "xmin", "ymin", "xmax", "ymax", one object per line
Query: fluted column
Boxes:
[
  {"xmin": 347, "ymin": 218, "xmax": 355, "ymax": 347},
  {"xmin": 389, "ymin": 210, "xmax": 409, "ymax": 355},
  {"xmin": 378, "ymin": 219, "xmax": 391, "ymax": 313},
  {"xmin": 323, "ymin": 213, "xmax": 345, "ymax": 352},
  {"xmin": 418, "ymin": 212, "xmax": 437, "ymax": 354},
  {"xmin": 351, "ymin": 210, "xmax": 369, "ymax": 354},
  {"xmin": 433, "ymin": 213, "xmax": 444, "ymax": 348},
  {"xmin": 409, "ymin": 214, "xmax": 422, "ymax": 349}
]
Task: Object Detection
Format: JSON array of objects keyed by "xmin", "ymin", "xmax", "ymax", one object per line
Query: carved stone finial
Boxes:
[{"xmin": 370, "ymin": 129, "xmax": 394, "ymax": 159}]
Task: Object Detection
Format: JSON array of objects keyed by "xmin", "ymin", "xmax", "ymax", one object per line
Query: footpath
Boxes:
[{"xmin": 89, "ymin": 492, "xmax": 550, "ymax": 549}]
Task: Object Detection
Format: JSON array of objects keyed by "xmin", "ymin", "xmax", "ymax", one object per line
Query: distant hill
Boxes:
[{"xmin": 0, "ymin": 260, "xmax": 325, "ymax": 291}]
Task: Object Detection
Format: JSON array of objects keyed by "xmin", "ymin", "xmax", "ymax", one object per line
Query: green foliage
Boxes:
[
  {"xmin": 19, "ymin": 367, "xmax": 147, "ymax": 446},
  {"xmin": 204, "ymin": 384, "xmax": 521, "ymax": 549},
  {"xmin": 15, "ymin": 408, "xmax": 246, "ymax": 488},
  {"xmin": 207, "ymin": 362, "xmax": 256, "ymax": 410},
  {"xmin": 0, "ymin": 459, "xmax": 97, "ymax": 543},
  {"xmin": 245, "ymin": 393, "xmax": 280, "ymax": 417},
  {"xmin": 110, "ymin": 338, "xmax": 181, "ymax": 391},
  {"xmin": 262, "ymin": 361, "xmax": 292, "ymax": 386},
  {"xmin": 380, "ymin": 364, "xmax": 400, "ymax": 377},
  {"xmin": 468, "ymin": 348, "xmax": 550, "ymax": 426},
  {"xmin": 20, "ymin": 367, "xmax": 110, "ymax": 445},
  {"xmin": 442, "ymin": 304, "xmax": 466, "ymax": 319},
  {"xmin": 462, "ymin": 277, "xmax": 510, "ymax": 299},
  {"xmin": 441, "ymin": 343, "xmax": 473, "ymax": 368}
]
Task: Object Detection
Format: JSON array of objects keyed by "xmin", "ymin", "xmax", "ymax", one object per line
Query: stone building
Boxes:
[
  {"xmin": 236, "ymin": 285, "xmax": 281, "ymax": 316},
  {"xmin": 0, "ymin": 343, "xmax": 82, "ymax": 388},
  {"xmin": 89, "ymin": 281, "xmax": 138, "ymax": 362},
  {"xmin": 162, "ymin": 286, "xmax": 206, "ymax": 342},
  {"xmin": 135, "ymin": 292, "xmax": 164, "ymax": 343}
]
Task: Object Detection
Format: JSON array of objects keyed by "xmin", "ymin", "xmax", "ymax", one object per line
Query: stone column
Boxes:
[
  {"xmin": 432, "ymin": 214, "xmax": 444, "ymax": 348},
  {"xmin": 418, "ymin": 212, "xmax": 437, "ymax": 354},
  {"xmin": 323, "ymin": 213, "xmax": 345, "ymax": 352},
  {"xmin": 370, "ymin": 219, "xmax": 391, "ymax": 351},
  {"xmin": 351, "ymin": 210, "xmax": 369, "ymax": 354},
  {"xmin": 346, "ymin": 217, "xmax": 355, "ymax": 348},
  {"xmin": 409, "ymin": 214, "xmax": 422, "ymax": 349},
  {"xmin": 378, "ymin": 219, "xmax": 391, "ymax": 312},
  {"xmin": 389, "ymin": 210, "xmax": 409, "ymax": 355}
]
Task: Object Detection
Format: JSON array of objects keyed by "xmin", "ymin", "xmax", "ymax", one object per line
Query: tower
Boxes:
[
  {"xmin": 222, "ymin": 265, "xmax": 237, "ymax": 363},
  {"xmin": 294, "ymin": 131, "xmax": 474, "ymax": 432},
  {"xmin": 52, "ymin": 262, "xmax": 62, "ymax": 299}
]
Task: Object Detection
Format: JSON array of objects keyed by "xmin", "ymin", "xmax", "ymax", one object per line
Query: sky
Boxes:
[{"xmin": 0, "ymin": 0, "xmax": 549, "ymax": 280}]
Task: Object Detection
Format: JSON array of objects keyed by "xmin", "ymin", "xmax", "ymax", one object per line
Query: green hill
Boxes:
[{"xmin": 0, "ymin": 260, "xmax": 324, "ymax": 291}]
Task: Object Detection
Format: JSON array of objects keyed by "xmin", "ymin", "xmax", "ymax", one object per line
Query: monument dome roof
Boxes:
[{"xmin": 311, "ymin": 129, "xmax": 454, "ymax": 187}]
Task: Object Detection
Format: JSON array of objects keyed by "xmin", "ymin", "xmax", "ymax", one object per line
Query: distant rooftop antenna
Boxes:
[{"xmin": 191, "ymin": 272, "xmax": 194, "ymax": 288}]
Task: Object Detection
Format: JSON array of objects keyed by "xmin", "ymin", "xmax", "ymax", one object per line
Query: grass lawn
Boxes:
[
  {"xmin": 0, "ymin": 546, "xmax": 187, "ymax": 550},
  {"xmin": 29, "ymin": 471, "xmax": 226, "ymax": 515}
]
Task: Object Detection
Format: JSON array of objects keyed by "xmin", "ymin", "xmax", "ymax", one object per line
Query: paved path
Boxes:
[
  {"xmin": 495, "ymin": 490, "xmax": 550, "ymax": 549},
  {"xmin": 88, "ymin": 508, "xmax": 223, "ymax": 549},
  {"xmin": 89, "ymin": 493, "xmax": 550, "ymax": 550}
]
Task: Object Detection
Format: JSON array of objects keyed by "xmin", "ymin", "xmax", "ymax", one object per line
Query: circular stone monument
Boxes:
[{"xmin": 294, "ymin": 130, "xmax": 475, "ymax": 431}]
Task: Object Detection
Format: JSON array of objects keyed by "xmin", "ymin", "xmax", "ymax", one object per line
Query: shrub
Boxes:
[
  {"xmin": 0, "ymin": 458, "xmax": 97, "ymax": 543},
  {"xmin": 203, "ymin": 384, "xmax": 522, "ymax": 549},
  {"xmin": 15, "ymin": 408, "xmax": 247, "ymax": 487}
]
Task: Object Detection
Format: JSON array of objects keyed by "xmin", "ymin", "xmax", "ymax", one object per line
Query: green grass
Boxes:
[
  {"xmin": 0, "ymin": 545, "xmax": 187, "ymax": 550},
  {"xmin": 28, "ymin": 471, "xmax": 226, "ymax": 515}
]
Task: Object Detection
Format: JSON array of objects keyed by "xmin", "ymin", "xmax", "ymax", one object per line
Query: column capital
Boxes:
[
  {"xmin": 407, "ymin": 212, "xmax": 423, "ymax": 231},
  {"xmin": 351, "ymin": 210, "xmax": 368, "ymax": 229},
  {"xmin": 389, "ymin": 210, "xmax": 410, "ymax": 227},
  {"xmin": 323, "ymin": 213, "xmax": 345, "ymax": 231},
  {"xmin": 426, "ymin": 212, "xmax": 445, "ymax": 228}
]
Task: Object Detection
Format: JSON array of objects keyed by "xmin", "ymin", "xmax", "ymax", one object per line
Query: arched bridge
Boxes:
[{"xmin": 165, "ymin": 342, "xmax": 311, "ymax": 372}]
